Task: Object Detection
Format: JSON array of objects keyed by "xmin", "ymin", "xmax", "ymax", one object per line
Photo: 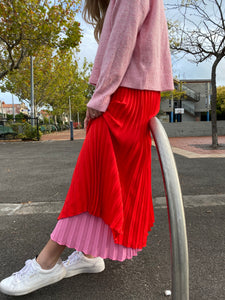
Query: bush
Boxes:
[
  {"xmin": 6, "ymin": 114, "xmax": 13, "ymax": 121},
  {"xmin": 11, "ymin": 123, "xmax": 24, "ymax": 134},
  {"xmin": 22, "ymin": 123, "xmax": 42, "ymax": 140},
  {"xmin": 15, "ymin": 113, "xmax": 29, "ymax": 122},
  {"xmin": 39, "ymin": 125, "xmax": 48, "ymax": 133},
  {"xmin": 11, "ymin": 122, "xmax": 42, "ymax": 140}
]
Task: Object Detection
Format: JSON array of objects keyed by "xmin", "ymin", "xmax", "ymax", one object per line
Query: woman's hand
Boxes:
[{"xmin": 84, "ymin": 107, "xmax": 103, "ymax": 129}]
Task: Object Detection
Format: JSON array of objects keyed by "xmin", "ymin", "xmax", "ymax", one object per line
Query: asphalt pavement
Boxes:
[{"xmin": 0, "ymin": 140, "xmax": 225, "ymax": 299}]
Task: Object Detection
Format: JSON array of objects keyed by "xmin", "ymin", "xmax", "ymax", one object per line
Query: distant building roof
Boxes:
[{"xmin": 179, "ymin": 79, "xmax": 211, "ymax": 83}]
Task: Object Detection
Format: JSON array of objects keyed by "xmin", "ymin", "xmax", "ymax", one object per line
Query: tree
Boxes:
[
  {"xmin": 1, "ymin": 47, "xmax": 55, "ymax": 112},
  {"xmin": 167, "ymin": 0, "xmax": 225, "ymax": 148},
  {"xmin": 0, "ymin": 0, "xmax": 82, "ymax": 80},
  {"xmin": 1, "ymin": 48, "xmax": 93, "ymax": 122},
  {"xmin": 161, "ymin": 84, "xmax": 186, "ymax": 101},
  {"xmin": 43, "ymin": 55, "xmax": 92, "ymax": 123}
]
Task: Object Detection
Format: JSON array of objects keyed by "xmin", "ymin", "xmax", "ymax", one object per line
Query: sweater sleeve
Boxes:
[{"xmin": 87, "ymin": 0, "xmax": 150, "ymax": 112}]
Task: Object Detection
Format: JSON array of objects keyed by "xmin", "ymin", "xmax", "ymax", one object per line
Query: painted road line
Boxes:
[{"xmin": 1, "ymin": 194, "xmax": 225, "ymax": 216}]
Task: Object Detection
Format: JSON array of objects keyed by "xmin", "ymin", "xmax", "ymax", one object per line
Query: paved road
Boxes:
[
  {"xmin": 0, "ymin": 140, "xmax": 225, "ymax": 299},
  {"xmin": 1, "ymin": 140, "xmax": 225, "ymax": 203}
]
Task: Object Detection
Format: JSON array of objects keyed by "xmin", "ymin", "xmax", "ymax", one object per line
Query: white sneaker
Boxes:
[
  {"xmin": 0, "ymin": 258, "xmax": 66, "ymax": 296},
  {"xmin": 63, "ymin": 251, "xmax": 105, "ymax": 278}
]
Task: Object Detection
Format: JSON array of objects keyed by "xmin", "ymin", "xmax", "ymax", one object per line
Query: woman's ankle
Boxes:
[
  {"xmin": 36, "ymin": 239, "xmax": 66, "ymax": 270},
  {"xmin": 36, "ymin": 255, "xmax": 57, "ymax": 270},
  {"xmin": 82, "ymin": 252, "xmax": 95, "ymax": 259}
]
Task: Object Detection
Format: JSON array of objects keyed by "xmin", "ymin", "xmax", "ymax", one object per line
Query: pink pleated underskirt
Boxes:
[{"xmin": 51, "ymin": 212, "xmax": 142, "ymax": 261}]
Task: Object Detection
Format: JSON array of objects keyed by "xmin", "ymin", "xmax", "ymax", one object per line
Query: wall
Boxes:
[
  {"xmin": 182, "ymin": 112, "xmax": 195, "ymax": 122},
  {"xmin": 160, "ymin": 98, "xmax": 172, "ymax": 112},
  {"xmin": 182, "ymin": 81, "xmax": 211, "ymax": 112},
  {"xmin": 161, "ymin": 121, "xmax": 225, "ymax": 137}
]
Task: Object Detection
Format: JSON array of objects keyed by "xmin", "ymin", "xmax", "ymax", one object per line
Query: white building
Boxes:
[
  {"xmin": 0, "ymin": 101, "xmax": 29, "ymax": 116},
  {"xmin": 160, "ymin": 79, "xmax": 211, "ymax": 122}
]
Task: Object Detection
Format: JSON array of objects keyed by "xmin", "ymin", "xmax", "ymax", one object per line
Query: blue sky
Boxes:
[{"xmin": 1, "ymin": 11, "xmax": 225, "ymax": 105}]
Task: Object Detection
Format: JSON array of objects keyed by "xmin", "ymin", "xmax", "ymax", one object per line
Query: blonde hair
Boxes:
[{"xmin": 82, "ymin": 0, "xmax": 110, "ymax": 42}]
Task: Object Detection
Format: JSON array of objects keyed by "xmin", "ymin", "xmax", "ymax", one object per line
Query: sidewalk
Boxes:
[
  {"xmin": 40, "ymin": 129, "xmax": 85, "ymax": 141},
  {"xmin": 40, "ymin": 129, "xmax": 225, "ymax": 158},
  {"xmin": 169, "ymin": 136, "xmax": 225, "ymax": 158}
]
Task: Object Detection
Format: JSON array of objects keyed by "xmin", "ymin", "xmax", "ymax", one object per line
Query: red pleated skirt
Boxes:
[{"xmin": 58, "ymin": 87, "xmax": 160, "ymax": 249}]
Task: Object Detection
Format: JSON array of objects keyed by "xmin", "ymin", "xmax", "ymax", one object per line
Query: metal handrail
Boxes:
[
  {"xmin": 149, "ymin": 117, "xmax": 189, "ymax": 300},
  {"xmin": 182, "ymin": 85, "xmax": 200, "ymax": 102}
]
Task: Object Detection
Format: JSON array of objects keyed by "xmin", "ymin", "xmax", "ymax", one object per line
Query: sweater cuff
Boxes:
[{"xmin": 87, "ymin": 94, "xmax": 111, "ymax": 112}]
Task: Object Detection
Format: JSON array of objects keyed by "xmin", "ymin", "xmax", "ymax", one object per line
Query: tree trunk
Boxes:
[
  {"xmin": 211, "ymin": 63, "xmax": 218, "ymax": 148},
  {"xmin": 61, "ymin": 114, "xmax": 65, "ymax": 125},
  {"xmin": 211, "ymin": 56, "xmax": 223, "ymax": 148}
]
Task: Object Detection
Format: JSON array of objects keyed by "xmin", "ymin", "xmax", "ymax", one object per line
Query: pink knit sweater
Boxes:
[{"xmin": 87, "ymin": 0, "xmax": 174, "ymax": 112}]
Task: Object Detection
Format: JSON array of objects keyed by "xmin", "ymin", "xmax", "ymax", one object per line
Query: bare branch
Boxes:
[
  {"xmin": 0, "ymin": 69, "xmax": 9, "ymax": 80},
  {"xmin": 14, "ymin": 48, "xmax": 27, "ymax": 70},
  {"xmin": 215, "ymin": 0, "xmax": 225, "ymax": 30}
]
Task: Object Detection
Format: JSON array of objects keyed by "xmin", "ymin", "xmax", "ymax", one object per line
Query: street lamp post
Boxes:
[
  {"xmin": 171, "ymin": 94, "xmax": 174, "ymax": 123},
  {"xmin": 30, "ymin": 56, "xmax": 35, "ymax": 126},
  {"xmin": 69, "ymin": 96, "xmax": 73, "ymax": 141},
  {"xmin": 0, "ymin": 100, "xmax": 3, "ymax": 116},
  {"xmin": 12, "ymin": 94, "xmax": 15, "ymax": 122},
  {"xmin": 77, "ymin": 111, "xmax": 80, "ymax": 129}
]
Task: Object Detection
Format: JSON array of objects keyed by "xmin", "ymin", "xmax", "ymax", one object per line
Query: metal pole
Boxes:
[
  {"xmin": 48, "ymin": 116, "xmax": 51, "ymax": 133},
  {"xmin": 37, "ymin": 117, "xmax": 39, "ymax": 141},
  {"xmin": 12, "ymin": 94, "xmax": 15, "ymax": 122},
  {"xmin": 149, "ymin": 117, "xmax": 189, "ymax": 300},
  {"xmin": 171, "ymin": 94, "xmax": 174, "ymax": 123},
  {"xmin": 30, "ymin": 56, "xmax": 35, "ymax": 126},
  {"xmin": 69, "ymin": 96, "xmax": 71, "ymax": 122},
  {"xmin": 77, "ymin": 111, "xmax": 80, "ymax": 129},
  {"xmin": 0, "ymin": 100, "xmax": 3, "ymax": 115},
  {"xmin": 69, "ymin": 96, "xmax": 73, "ymax": 141}
]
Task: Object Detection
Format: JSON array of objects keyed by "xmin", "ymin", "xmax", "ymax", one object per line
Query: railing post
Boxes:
[
  {"xmin": 36, "ymin": 117, "xmax": 40, "ymax": 141},
  {"xmin": 149, "ymin": 117, "xmax": 189, "ymax": 300}
]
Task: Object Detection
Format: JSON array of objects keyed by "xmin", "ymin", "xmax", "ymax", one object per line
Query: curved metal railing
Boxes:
[{"xmin": 149, "ymin": 117, "xmax": 189, "ymax": 300}]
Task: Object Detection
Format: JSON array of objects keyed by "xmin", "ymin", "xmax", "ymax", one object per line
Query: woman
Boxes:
[{"xmin": 0, "ymin": 0, "xmax": 174, "ymax": 296}]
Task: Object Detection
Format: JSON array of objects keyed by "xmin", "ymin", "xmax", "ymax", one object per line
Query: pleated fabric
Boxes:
[
  {"xmin": 51, "ymin": 212, "xmax": 141, "ymax": 261},
  {"xmin": 57, "ymin": 87, "xmax": 161, "ymax": 250}
]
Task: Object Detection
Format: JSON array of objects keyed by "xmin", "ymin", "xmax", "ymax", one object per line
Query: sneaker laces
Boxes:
[
  {"xmin": 12, "ymin": 259, "xmax": 35, "ymax": 280},
  {"xmin": 63, "ymin": 251, "xmax": 82, "ymax": 266}
]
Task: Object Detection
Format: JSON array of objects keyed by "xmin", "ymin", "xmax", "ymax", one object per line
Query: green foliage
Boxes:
[
  {"xmin": 43, "ymin": 117, "xmax": 50, "ymax": 124},
  {"xmin": 21, "ymin": 122, "xmax": 42, "ymax": 140},
  {"xmin": 6, "ymin": 114, "xmax": 13, "ymax": 120},
  {"xmin": 217, "ymin": 86, "xmax": 225, "ymax": 113},
  {"xmin": 161, "ymin": 90, "xmax": 186, "ymax": 101},
  {"xmin": 0, "ymin": 0, "xmax": 82, "ymax": 79},
  {"xmin": 10, "ymin": 122, "xmax": 24, "ymax": 134},
  {"xmin": 15, "ymin": 112, "xmax": 29, "ymax": 122},
  {"xmin": 1, "ymin": 48, "xmax": 93, "ymax": 122},
  {"xmin": 9, "ymin": 121, "xmax": 41, "ymax": 140},
  {"xmin": 161, "ymin": 81, "xmax": 186, "ymax": 100}
]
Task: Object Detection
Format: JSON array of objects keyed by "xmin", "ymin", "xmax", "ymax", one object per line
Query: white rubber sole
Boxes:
[
  {"xmin": 65, "ymin": 262, "xmax": 105, "ymax": 278},
  {"xmin": 0, "ymin": 268, "xmax": 66, "ymax": 296}
]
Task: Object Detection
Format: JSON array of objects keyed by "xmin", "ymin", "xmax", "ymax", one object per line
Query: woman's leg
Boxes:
[
  {"xmin": 37, "ymin": 239, "xmax": 66, "ymax": 269},
  {"xmin": 36, "ymin": 239, "xmax": 95, "ymax": 270}
]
